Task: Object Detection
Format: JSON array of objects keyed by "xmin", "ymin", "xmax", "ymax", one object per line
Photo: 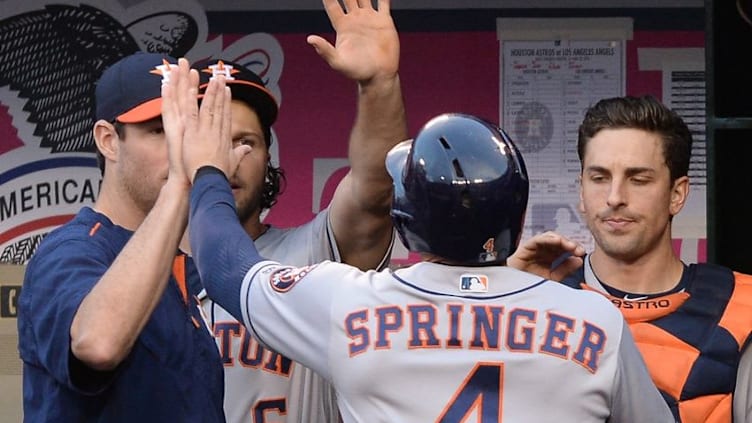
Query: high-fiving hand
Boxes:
[
  {"xmin": 307, "ymin": 0, "xmax": 399, "ymax": 84},
  {"xmin": 161, "ymin": 57, "xmax": 251, "ymax": 184},
  {"xmin": 160, "ymin": 58, "xmax": 194, "ymax": 187}
]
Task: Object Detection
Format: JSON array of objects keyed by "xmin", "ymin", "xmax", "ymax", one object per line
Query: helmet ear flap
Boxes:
[{"xmin": 390, "ymin": 210, "xmax": 414, "ymax": 252}]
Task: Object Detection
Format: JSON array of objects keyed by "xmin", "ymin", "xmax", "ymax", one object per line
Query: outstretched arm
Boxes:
[
  {"xmin": 308, "ymin": 0, "xmax": 408, "ymax": 270},
  {"xmin": 178, "ymin": 60, "xmax": 262, "ymax": 322},
  {"xmin": 70, "ymin": 59, "xmax": 195, "ymax": 370},
  {"xmin": 506, "ymin": 231, "xmax": 586, "ymax": 281},
  {"xmin": 190, "ymin": 168, "xmax": 263, "ymax": 322}
]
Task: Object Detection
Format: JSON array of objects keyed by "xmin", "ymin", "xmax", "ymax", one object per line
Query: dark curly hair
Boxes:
[{"xmin": 262, "ymin": 153, "xmax": 286, "ymax": 210}]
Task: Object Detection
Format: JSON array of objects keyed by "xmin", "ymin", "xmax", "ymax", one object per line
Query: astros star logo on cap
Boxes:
[
  {"xmin": 150, "ymin": 59, "xmax": 178, "ymax": 85},
  {"xmin": 201, "ymin": 60, "xmax": 240, "ymax": 81}
]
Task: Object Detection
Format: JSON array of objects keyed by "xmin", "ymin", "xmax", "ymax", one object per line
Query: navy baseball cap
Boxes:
[
  {"xmin": 95, "ymin": 52, "xmax": 177, "ymax": 123},
  {"xmin": 194, "ymin": 59, "xmax": 278, "ymax": 129}
]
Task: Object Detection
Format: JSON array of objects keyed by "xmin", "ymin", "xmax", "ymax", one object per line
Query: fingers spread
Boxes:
[
  {"xmin": 307, "ymin": 35, "xmax": 336, "ymax": 64},
  {"xmin": 322, "ymin": 0, "xmax": 345, "ymax": 19},
  {"xmin": 341, "ymin": 0, "xmax": 359, "ymax": 13}
]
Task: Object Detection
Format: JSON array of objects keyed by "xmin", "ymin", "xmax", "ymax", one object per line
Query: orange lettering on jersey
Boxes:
[
  {"xmin": 214, "ymin": 321, "xmax": 243, "ymax": 366},
  {"xmin": 344, "ymin": 303, "xmax": 607, "ymax": 372},
  {"xmin": 408, "ymin": 304, "xmax": 441, "ymax": 348},
  {"xmin": 469, "ymin": 305, "xmax": 504, "ymax": 350},
  {"xmin": 580, "ymin": 283, "xmax": 689, "ymax": 323},
  {"xmin": 446, "ymin": 304, "xmax": 464, "ymax": 349},
  {"xmin": 375, "ymin": 306, "xmax": 403, "ymax": 350},
  {"xmin": 213, "ymin": 321, "xmax": 293, "ymax": 377},
  {"xmin": 263, "ymin": 350, "xmax": 293, "ymax": 376},
  {"xmin": 540, "ymin": 312, "xmax": 575, "ymax": 359},
  {"xmin": 346, "ymin": 309, "xmax": 370, "ymax": 357},
  {"xmin": 572, "ymin": 321, "xmax": 607, "ymax": 373},
  {"xmin": 506, "ymin": 308, "xmax": 537, "ymax": 352}
]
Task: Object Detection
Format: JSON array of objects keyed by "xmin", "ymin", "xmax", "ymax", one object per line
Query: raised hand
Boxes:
[
  {"xmin": 307, "ymin": 0, "xmax": 399, "ymax": 83},
  {"xmin": 160, "ymin": 57, "xmax": 194, "ymax": 187},
  {"xmin": 507, "ymin": 231, "xmax": 586, "ymax": 281},
  {"xmin": 168, "ymin": 63, "xmax": 249, "ymax": 183}
]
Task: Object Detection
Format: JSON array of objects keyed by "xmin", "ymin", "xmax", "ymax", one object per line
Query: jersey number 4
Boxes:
[{"xmin": 437, "ymin": 362, "xmax": 504, "ymax": 422}]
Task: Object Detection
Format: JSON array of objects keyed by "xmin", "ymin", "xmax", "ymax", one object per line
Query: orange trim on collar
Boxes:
[{"xmin": 580, "ymin": 283, "xmax": 690, "ymax": 323}]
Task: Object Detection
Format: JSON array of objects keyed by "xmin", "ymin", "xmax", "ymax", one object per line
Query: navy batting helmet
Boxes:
[{"xmin": 386, "ymin": 113, "xmax": 529, "ymax": 264}]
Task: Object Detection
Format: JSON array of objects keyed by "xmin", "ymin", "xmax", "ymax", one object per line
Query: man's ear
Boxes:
[
  {"xmin": 670, "ymin": 175, "xmax": 690, "ymax": 217},
  {"xmin": 577, "ymin": 175, "xmax": 586, "ymax": 214},
  {"xmin": 93, "ymin": 120, "xmax": 120, "ymax": 165}
]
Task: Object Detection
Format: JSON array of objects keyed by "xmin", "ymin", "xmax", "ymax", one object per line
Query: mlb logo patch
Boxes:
[{"xmin": 459, "ymin": 274, "xmax": 488, "ymax": 293}]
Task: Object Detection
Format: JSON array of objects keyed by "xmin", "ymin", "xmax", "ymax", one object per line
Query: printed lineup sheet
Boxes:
[
  {"xmin": 664, "ymin": 69, "xmax": 706, "ymax": 230},
  {"xmin": 501, "ymin": 40, "xmax": 625, "ymax": 251},
  {"xmin": 664, "ymin": 67, "xmax": 707, "ymax": 262}
]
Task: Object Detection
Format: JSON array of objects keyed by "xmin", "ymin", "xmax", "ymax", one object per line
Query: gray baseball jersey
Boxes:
[
  {"xmin": 235, "ymin": 261, "xmax": 674, "ymax": 422},
  {"xmin": 200, "ymin": 211, "xmax": 386, "ymax": 423}
]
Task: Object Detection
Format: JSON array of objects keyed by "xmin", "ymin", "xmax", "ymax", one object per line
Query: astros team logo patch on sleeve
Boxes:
[
  {"xmin": 459, "ymin": 274, "xmax": 489, "ymax": 293},
  {"xmin": 270, "ymin": 265, "xmax": 317, "ymax": 292}
]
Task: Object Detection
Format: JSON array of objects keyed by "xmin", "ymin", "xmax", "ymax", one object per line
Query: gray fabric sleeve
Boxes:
[
  {"xmin": 610, "ymin": 321, "xmax": 676, "ymax": 423},
  {"xmin": 734, "ymin": 344, "xmax": 752, "ymax": 422}
]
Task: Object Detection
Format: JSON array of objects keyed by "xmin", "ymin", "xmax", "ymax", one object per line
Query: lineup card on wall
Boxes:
[
  {"xmin": 501, "ymin": 39, "xmax": 625, "ymax": 251},
  {"xmin": 665, "ymin": 68, "xmax": 706, "ymax": 261}
]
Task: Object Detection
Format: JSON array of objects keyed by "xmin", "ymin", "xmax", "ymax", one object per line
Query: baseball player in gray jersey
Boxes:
[
  {"xmin": 180, "ymin": 102, "xmax": 675, "ymax": 421},
  {"xmin": 199, "ymin": 212, "xmax": 357, "ymax": 422},
  {"xmin": 190, "ymin": 0, "xmax": 405, "ymax": 421}
]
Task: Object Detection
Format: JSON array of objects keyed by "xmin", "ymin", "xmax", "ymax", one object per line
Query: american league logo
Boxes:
[{"xmin": 0, "ymin": 0, "xmax": 283, "ymax": 263}]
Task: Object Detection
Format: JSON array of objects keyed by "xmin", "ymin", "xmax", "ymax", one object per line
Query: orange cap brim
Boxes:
[{"xmin": 116, "ymin": 97, "xmax": 163, "ymax": 123}]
